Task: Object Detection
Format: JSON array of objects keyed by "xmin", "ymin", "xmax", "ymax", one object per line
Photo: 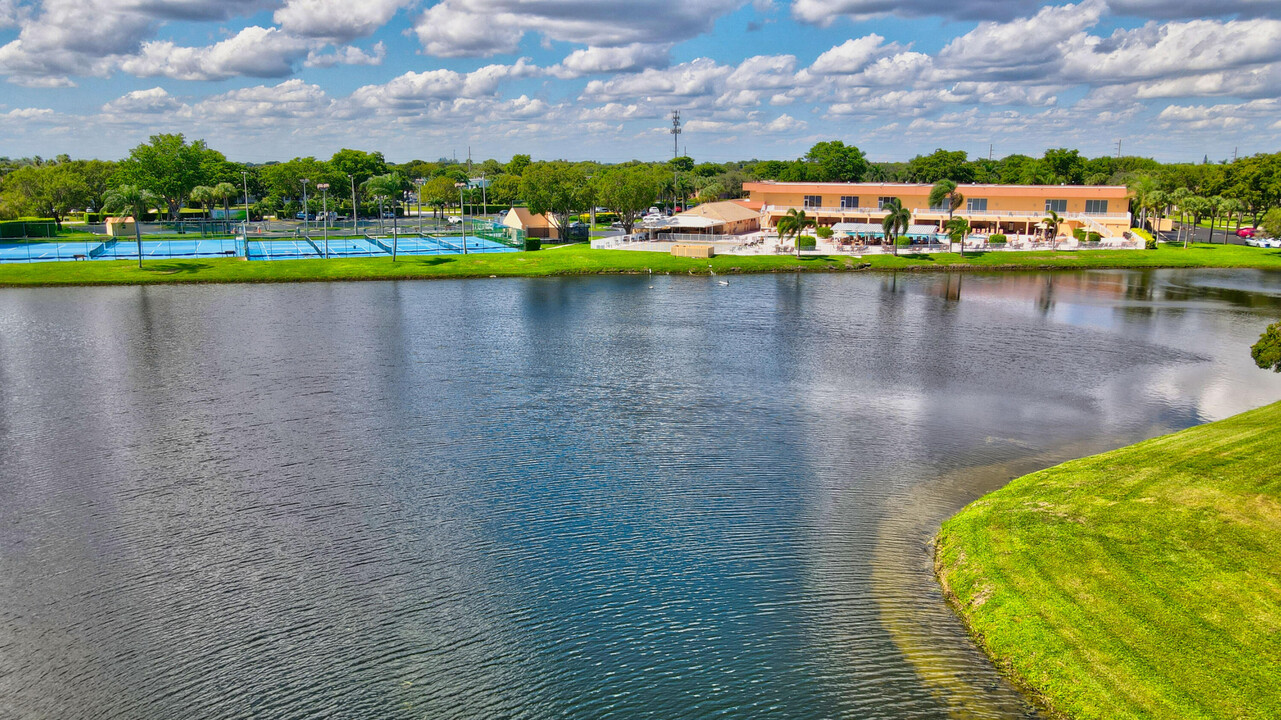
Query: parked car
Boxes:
[
  {"xmin": 295, "ymin": 212, "xmax": 315, "ymax": 220},
  {"xmin": 1237, "ymin": 227, "xmax": 1256, "ymax": 238},
  {"xmin": 1245, "ymin": 236, "xmax": 1280, "ymax": 248}
]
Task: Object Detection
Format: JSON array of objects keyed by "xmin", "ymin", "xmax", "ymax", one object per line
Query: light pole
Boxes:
[
  {"xmin": 349, "ymin": 174, "xmax": 358, "ymax": 235},
  {"xmin": 300, "ymin": 178, "xmax": 310, "ymax": 233},
  {"xmin": 317, "ymin": 183, "xmax": 330, "ymax": 258},
  {"xmin": 241, "ymin": 170, "xmax": 250, "ymax": 249},
  {"xmin": 481, "ymin": 173, "xmax": 487, "ymax": 217},
  {"xmin": 415, "ymin": 177, "xmax": 425, "ymax": 234},
  {"xmin": 455, "ymin": 182, "xmax": 468, "ymax": 255}
]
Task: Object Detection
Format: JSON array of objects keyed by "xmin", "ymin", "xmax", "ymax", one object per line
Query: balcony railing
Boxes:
[{"xmin": 762, "ymin": 205, "xmax": 1130, "ymax": 222}]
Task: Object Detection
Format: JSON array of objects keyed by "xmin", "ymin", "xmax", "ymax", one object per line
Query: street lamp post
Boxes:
[
  {"xmin": 348, "ymin": 174, "xmax": 360, "ymax": 237},
  {"xmin": 415, "ymin": 178, "xmax": 425, "ymax": 234},
  {"xmin": 317, "ymin": 183, "xmax": 330, "ymax": 258},
  {"xmin": 241, "ymin": 170, "xmax": 250, "ymax": 253},
  {"xmin": 481, "ymin": 173, "xmax": 487, "ymax": 217},
  {"xmin": 300, "ymin": 178, "xmax": 310, "ymax": 233},
  {"xmin": 455, "ymin": 182, "xmax": 468, "ymax": 255}
]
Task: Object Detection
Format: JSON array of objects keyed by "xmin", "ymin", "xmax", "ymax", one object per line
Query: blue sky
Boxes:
[{"xmin": 0, "ymin": 0, "xmax": 1278, "ymax": 164}]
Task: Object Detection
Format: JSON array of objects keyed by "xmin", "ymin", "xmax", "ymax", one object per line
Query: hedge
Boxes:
[
  {"xmin": 988, "ymin": 234, "xmax": 1008, "ymax": 244},
  {"xmin": 796, "ymin": 236, "xmax": 817, "ymax": 250},
  {"xmin": 815, "ymin": 226, "xmax": 834, "ymax": 239},
  {"xmin": 0, "ymin": 219, "xmax": 57, "ymax": 239}
]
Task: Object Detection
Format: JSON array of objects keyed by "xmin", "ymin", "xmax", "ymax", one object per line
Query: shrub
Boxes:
[
  {"xmin": 0, "ymin": 219, "xmax": 57, "ymax": 239},
  {"xmin": 1073, "ymin": 227, "xmax": 1087, "ymax": 241},
  {"xmin": 796, "ymin": 235, "xmax": 817, "ymax": 250},
  {"xmin": 523, "ymin": 236, "xmax": 541, "ymax": 251},
  {"xmin": 895, "ymin": 236, "xmax": 912, "ymax": 246},
  {"xmin": 1087, "ymin": 231, "xmax": 1102, "ymax": 242},
  {"xmin": 1130, "ymin": 227, "xmax": 1156, "ymax": 249},
  {"xmin": 815, "ymin": 226, "xmax": 833, "ymax": 239},
  {"xmin": 988, "ymin": 234, "xmax": 1007, "ymax": 244}
]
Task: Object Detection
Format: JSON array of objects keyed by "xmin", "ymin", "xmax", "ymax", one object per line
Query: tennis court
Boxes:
[
  {"xmin": 0, "ymin": 238, "xmax": 241, "ymax": 263},
  {"xmin": 247, "ymin": 237, "xmax": 390, "ymax": 260},
  {"xmin": 0, "ymin": 241, "xmax": 97, "ymax": 262},
  {"xmin": 365, "ymin": 234, "xmax": 517, "ymax": 256},
  {"xmin": 98, "ymin": 239, "xmax": 241, "ymax": 260}
]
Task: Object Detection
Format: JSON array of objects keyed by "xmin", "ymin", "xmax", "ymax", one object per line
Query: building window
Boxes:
[
  {"xmin": 803, "ymin": 195, "xmax": 822, "ymax": 208},
  {"xmin": 878, "ymin": 196, "xmax": 898, "ymax": 209},
  {"xmin": 1085, "ymin": 199, "xmax": 1109, "ymax": 214},
  {"xmin": 840, "ymin": 195, "xmax": 859, "ymax": 209},
  {"xmin": 1045, "ymin": 199, "xmax": 1068, "ymax": 214},
  {"xmin": 966, "ymin": 198, "xmax": 988, "ymax": 212}
]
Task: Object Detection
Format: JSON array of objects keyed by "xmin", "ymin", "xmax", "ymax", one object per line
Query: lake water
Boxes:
[{"xmin": 2, "ymin": 270, "xmax": 1280, "ymax": 719}]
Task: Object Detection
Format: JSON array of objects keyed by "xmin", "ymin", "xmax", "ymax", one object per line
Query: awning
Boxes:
[
  {"xmin": 667, "ymin": 216, "xmax": 721, "ymax": 229},
  {"xmin": 831, "ymin": 222, "xmax": 881, "ymax": 234},
  {"xmin": 907, "ymin": 224, "xmax": 940, "ymax": 235}
]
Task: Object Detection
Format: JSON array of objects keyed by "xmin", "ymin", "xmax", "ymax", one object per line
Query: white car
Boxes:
[{"xmin": 1246, "ymin": 236, "xmax": 1281, "ymax": 248}]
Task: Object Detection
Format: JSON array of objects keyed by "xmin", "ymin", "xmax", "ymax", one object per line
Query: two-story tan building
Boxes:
[{"xmin": 742, "ymin": 182, "xmax": 1132, "ymax": 239}]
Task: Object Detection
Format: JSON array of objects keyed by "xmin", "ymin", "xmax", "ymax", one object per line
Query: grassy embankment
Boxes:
[
  {"xmin": 936, "ymin": 401, "xmax": 1281, "ymax": 720},
  {"xmin": 1, "ymin": 242, "xmax": 1280, "ymax": 287}
]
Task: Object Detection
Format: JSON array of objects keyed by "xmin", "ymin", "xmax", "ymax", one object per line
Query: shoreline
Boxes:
[
  {"xmin": 933, "ymin": 401, "xmax": 1281, "ymax": 720},
  {"xmin": 1, "ymin": 244, "xmax": 1279, "ymax": 288}
]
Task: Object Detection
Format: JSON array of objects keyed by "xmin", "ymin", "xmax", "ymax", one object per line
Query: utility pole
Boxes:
[
  {"xmin": 989, "ymin": 144, "xmax": 993, "ymax": 161},
  {"xmin": 671, "ymin": 110, "xmax": 682, "ymax": 212},
  {"xmin": 1115, "ymin": 139, "xmax": 1122, "ymax": 160},
  {"xmin": 349, "ymin": 174, "xmax": 358, "ymax": 235}
]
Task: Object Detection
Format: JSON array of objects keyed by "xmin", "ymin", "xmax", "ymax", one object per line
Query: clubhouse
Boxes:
[{"xmin": 741, "ymin": 182, "xmax": 1133, "ymax": 239}]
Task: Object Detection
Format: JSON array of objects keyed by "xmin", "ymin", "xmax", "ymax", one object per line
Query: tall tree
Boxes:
[
  {"xmin": 114, "ymin": 134, "xmax": 218, "ymax": 219},
  {"xmin": 0, "ymin": 163, "xmax": 89, "ymax": 228},
  {"xmin": 803, "ymin": 140, "xmax": 869, "ymax": 182},
  {"xmin": 592, "ymin": 165, "xmax": 660, "ymax": 233},
  {"xmin": 213, "ymin": 182, "xmax": 239, "ymax": 220},
  {"xmin": 520, "ymin": 162, "xmax": 591, "ymax": 237}
]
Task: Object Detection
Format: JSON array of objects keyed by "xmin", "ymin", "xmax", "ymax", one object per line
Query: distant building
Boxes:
[
  {"xmin": 503, "ymin": 207, "xmax": 559, "ymax": 240},
  {"xmin": 105, "ymin": 216, "xmax": 136, "ymax": 237},
  {"xmin": 743, "ymin": 182, "xmax": 1132, "ymax": 238}
]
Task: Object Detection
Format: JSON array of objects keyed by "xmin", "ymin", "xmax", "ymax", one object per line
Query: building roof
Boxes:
[
  {"xmin": 743, "ymin": 181, "xmax": 1130, "ymax": 198},
  {"xmin": 505, "ymin": 206, "xmax": 558, "ymax": 228},
  {"xmin": 677, "ymin": 200, "xmax": 761, "ymax": 223}
]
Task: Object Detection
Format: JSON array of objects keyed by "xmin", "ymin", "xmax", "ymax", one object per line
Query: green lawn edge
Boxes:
[
  {"xmin": 2, "ymin": 242, "xmax": 1280, "ymax": 287},
  {"xmin": 935, "ymin": 401, "xmax": 1281, "ymax": 720}
]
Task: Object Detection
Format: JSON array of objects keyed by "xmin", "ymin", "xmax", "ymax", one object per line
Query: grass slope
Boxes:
[
  {"xmin": 1, "ymin": 243, "xmax": 1280, "ymax": 287},
  {"xmin": 936, "ymin": 401, "xmax": 1281, "ymax": 720}
]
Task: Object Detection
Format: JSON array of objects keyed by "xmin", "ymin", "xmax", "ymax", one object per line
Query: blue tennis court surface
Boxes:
[
  {"xmin": 365, "ymin": 234, "xmax": 516, "ymax": 256},
  {"xmin": 1, "ymin": 238, "xmax": 241, "ymax": 263},
  {"xmin": 1, "ymin": 232, "xmax": 519, "ymax": 263},
  {"xmin": 0, "ymin": 242, "xmax": 97, "ymax": 262}
]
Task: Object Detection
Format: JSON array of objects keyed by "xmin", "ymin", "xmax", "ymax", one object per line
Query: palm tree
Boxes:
[
  {"xmin": 1170, "ymin": 188, "xmax": 1192, "ymax": 247},
  {"xmin": 776, "ymin": 208, "xmax": 814, "ymax": 258},
  {"xmin": 1219, "ymin": 198, "xmax": 1243, "ymax": 244},
  {"xmin": 881, "ymin": 198, "xmax": 911, "ymax": 256},
  {"xmin": 945, "ymin": 216, "xmax": 970, "ymax": 248},
  {"xmin": 362, "ymin": 173, "xmax": 408, "ymax": 260},
  {"xmin": 1203, "ymin": 195, "xmax": 1226, "ymax": 244},
  {"xmin": 1149, "ymin": 189, "xmax": 1168, "ymax": 239},
  {"xmin": 190, "ymin": 185, "xmax": 216, "ymax": 220},
  {"xmin": 213, "ymin": 182, "xmax": 239, "ymax": 223},
  {"xmin": 928, "ymin": 179, "xmax": 965, "ymax": 257},
  {"xmin": 1042, "ymin": 209, "xmax": 1063, "ymax": 249},
  {"xmin": 1128, "ymin": 175, "xmax": 1158, "ymax": 229},
  {"xmin": 103, "ymin": 184, "xmax": 158, "ymax": 268}
]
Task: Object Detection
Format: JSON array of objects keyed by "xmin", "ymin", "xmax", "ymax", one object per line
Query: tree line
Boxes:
[{"xmin": 2, "ymin": 135, "xmax": 1279, "ymax": 238}]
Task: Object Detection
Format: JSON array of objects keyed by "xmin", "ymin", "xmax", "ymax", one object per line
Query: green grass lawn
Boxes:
[
  {"xmin": 935, "ymin": 401, "xmax": 1281, "ymax": 720},
  {"xmin": 1, "ymin": 242, "xmax": 1280, "ymax": 287}
]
